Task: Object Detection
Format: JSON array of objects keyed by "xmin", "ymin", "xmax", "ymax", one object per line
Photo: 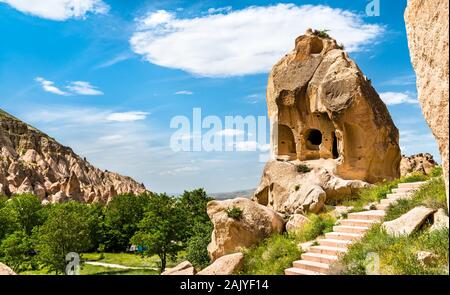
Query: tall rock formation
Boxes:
[
  {"xmin": 0, "ymin": 109, "xmax": 146, "ymax": 204},
  {"xmin": 405, "ymin": 0, "xmax": 449, "ymax": 206},
  {"xmin": 254, "ymin": 29, "xmax": 400, "ymax": 214}
]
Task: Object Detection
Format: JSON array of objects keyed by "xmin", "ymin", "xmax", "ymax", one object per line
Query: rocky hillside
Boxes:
[{"xmin": 0, "ymin": 108, "xmax": 146, "ymax": 204}]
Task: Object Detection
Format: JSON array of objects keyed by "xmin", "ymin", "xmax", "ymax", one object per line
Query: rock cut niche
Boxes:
[
  {"xmin": 305, "ymin": 129, "xmax": 322, "ymax": 151},
  {"xmin": 277, "ymin": 124, "xmax": 296, "ymax": 158}
]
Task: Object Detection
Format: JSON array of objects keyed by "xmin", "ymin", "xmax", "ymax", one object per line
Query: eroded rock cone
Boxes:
[
  {"xmin": 0, "ymin": 109, "xmax": 147, "ymax": 204},
  {"xmin": 266, "ymin": 29, "xmax": 401, "ymax": 182},
  {"xmin": 400, "ymin": 153, "xmax": 437, "ymax": 177}
]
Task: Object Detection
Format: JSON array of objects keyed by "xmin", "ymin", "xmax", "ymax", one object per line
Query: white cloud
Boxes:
[
  {"xmin": 380, "ymin": 92, "xmax": 419, "ymax": 105},
  {"xmin": 175, "ymin": 90, "xmax": 193, "ymax": 95},
  {"xmin": 380, "ymin": 74, "xmax": 416, "ymax": 86},
  {"xmin": 207, "ymin": 6, "xmax": 232, "ymax": 14},
  {"xmin": 35, "ymin": 77, "xmax": 68, "ymax": 96},
  {"xmin": 95, "ymin": 53, "xmax": 133, "ymax": 69},
  {"xmin": 0, "ymin": 0, "xmax": 109, "ymax": 21},
  {"xmin": 130, "ymin": 4, "xmax": 384, "ymax": 77},
  {"xmin": 234, "ymin": 140, "xmax": 258, "ymax": 151},
  {"xmin": 216, "ymin": 129, "xmax": 245, "ymax": 137},
  {"xmin": 106, "ymin": 111, "xmax": 149, "ymax": 122},
  {"xmin": 160, "ymin": 166, "xmax": 200, "ymax": 176},
  {"xmin": 66, "ymin": 81, "xmax": 104, "ymax": 96}
]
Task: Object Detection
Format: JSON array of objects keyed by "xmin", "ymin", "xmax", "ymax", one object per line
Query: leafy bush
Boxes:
[
  {"xmin": 0, "ymin": 230, "xmax": 33, "ymax": 272},
  {"xmin": 296, "ymin": 164, "xmax": 311, "ymax": 173},
  {"xmin": 290, "ymin": 213, "xmax": 336, "ymax": 243},
  {"xmin": 226, "ymin": 206, "xmax": 243, "ymax": 219},
  {"xmin": 186, "ymin": 222, "xmax": 212, "ymax": 270},
  {"xmin": 338, "ymin": 225, "xmax": 449, "ymax": 275},
  {"xmin": 385, "ymin": 177, "xmax": 447, "ymax": 221},
  {"xmin": 241, "ymin": 234, "xmax": 301, "ymax": 275},
  {"xmin": 315, "ymin": 29, "xmax": 330, "ymax": 38},
  {"xmin": 430, "ymin": 166, "xmax": 443, "ymax": 177}
]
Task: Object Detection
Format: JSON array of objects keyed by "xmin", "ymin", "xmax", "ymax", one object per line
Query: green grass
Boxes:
[
  {"xmin": 20, "ymin": 264, "xmax": 159, "ymax": 275},
  {"xmin": 385, "ymin": 177, "xmax": 447, "ymax": 221},
  {"xmin": 81, "ymin": 252, "xmax": 158, "ymax": 268},
  {"xmin": 338, "ymin": 172, "xmax": 430, "ymax": 211},
  {"xmin": 240, "ymin": 213, "xmax": 336, "ymax": 275},
  {"xmin": 337, "ymin": 225, "xmax": 449, "ymax": 275}
]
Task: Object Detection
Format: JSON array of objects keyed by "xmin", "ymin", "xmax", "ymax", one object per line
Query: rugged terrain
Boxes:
[{"xmin": 0, "ymin": 109, "xmax": 146, "ymax": 204}]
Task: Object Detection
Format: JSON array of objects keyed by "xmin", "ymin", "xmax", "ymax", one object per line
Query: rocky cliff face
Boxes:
[
  {"xmin": 405, "ymin": 0, "xmax": 449, "ymax": 204},
  {"xmin": 400, "ymin": 153, "xmax": 437, "ymax": 177},
  {"xmin": 0, "ymin": 109, "xmax": 146, "ymax": 204}
]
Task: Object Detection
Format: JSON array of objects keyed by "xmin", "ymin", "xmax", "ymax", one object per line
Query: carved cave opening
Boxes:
[
  {"xmin": 278, "ymin": 124, "xmax": 296, "ymax": 156},
  {"xmin": 305, "ymin": 129, "xmax": 322, "ymax": 151},
  {"xmin": 332, "ymin": 131, "xmax": 339, "ymax": 159}
]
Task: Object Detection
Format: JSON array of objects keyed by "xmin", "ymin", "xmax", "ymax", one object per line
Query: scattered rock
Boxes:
[
  {"xmin": 0, "ymin": 262, "xmax": 16, "ymax": 275},
  {"xmin": 400, "ymin": 153, "xmax": 437, "ymax": 176},
  {"xmin": 197, "ymin": 253, "xmax": 244, "ymax": 275},
  {"xmin": 416, "ymin": 251, "xmax": 438, "ymax": 266},
  {"xmin": 405, "ymin": 0, "xmax": 449, "ymax": 204},
  {"xmin": 330, "ymin": 206, "xmax": 354, "ymax": 219},
  {"xmin": 382, "ymin": 206, "xmax": 435, "ymax": 236},
  {"xmin": 161, "ymin": 261, "xmax": 196, "ymax": 275},
  {"xmin": 284, "ymin": 183, "xmax": 326, "ymax": 214},
  {"xmin": 207, "ymin": 198, "xmax": 284, "ymax": 261},
  {"xmin": 286, "ymin": 214, "xmax": 311, "ymax": 232},
  {"xmin": 430, "ymin": 208, "xmax": 449, "ymax": 232}
]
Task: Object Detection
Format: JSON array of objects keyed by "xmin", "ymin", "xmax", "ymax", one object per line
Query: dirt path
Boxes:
[{"xmin": 85, "ymin": 261, "xmax": 158, "ymax": 270}]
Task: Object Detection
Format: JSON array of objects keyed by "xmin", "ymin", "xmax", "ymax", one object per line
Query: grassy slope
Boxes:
[{"xmin": 338, "ymin": 175, "xmax": 449, "ymax": 275}]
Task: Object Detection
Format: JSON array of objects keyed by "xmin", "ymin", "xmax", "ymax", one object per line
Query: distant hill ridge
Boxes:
[{"xmin": 0, "ymin": 108, "xmax": 146, "ymax": 204}]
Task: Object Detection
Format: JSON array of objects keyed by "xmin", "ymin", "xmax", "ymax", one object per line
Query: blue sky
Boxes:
[{"xmin": 0, "ymin": 0, "xmax": 439, "ymax": 194}]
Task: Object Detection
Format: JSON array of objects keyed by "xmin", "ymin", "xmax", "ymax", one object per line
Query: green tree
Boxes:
[
  {"xmin": 186, "ymin": 221, "xmax": 213, "ymax": 269},
  {"xmin": 0, "ymin": 230, "xmax": 33, "ymax": 272},
  {"xmin": 8, "ymin": 194, "xmax": 43, "ymax": 234},
  {"xmin": 179, "ymin": 189, "xmax": 212, "ymax": 237},
  {"xmin": 131, "ymin": 193, "xmax": 186, "ymax": 273},
  {"xmin": 0, "ymin": 206, "xmax": 19, "ymax": 241},
  {"xmin": 103, "ymin": 193, "xmax": 151, "ymax": 251},
  {"xmin": 34, "ymin": 202, "xmax": 92, "ymax": 274}
]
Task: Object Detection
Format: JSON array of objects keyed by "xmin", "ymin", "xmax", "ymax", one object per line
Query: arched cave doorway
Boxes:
[
  {"xmin": 332, "ymin": 131, "xmax": 339, "ymax": 159},
  {"xmin": 305, "ymin": 129, "xmax": 322, "ymax": 151},
  {"xmin": 278, "ymin": 124, "xmax": 296, "ymax": 156}
]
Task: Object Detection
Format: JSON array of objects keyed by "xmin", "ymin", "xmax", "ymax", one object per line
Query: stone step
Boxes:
[
  {"xmin": 380, "ymin": 198, "xmax": 397, "ymax": 205},
  {"xmin": 397, "ymin": 181, "xmax": 426, "ymax": 188},
  {"xmin": 309, "ymin": 245, "xmax": 347, "ymax": 256},
  {"xmin": 387, "ymin": 193, "xmax": 412, "ymax": 199},
  {"xmin": 325, "ymin": 232, "xmax": 363, "ymax": 241},
  {"xmin": 293, "ymin": 259, "xmax": 330, "ymax": 274},
  {"xmin": 392, "ymin": 187, "xmax": 417, "ymax": 193},
  {"xmin": 285, "ymin": 267, "xmax": 324, "ymax": 275},
  {"xmin": 301, "ymin": 252, "xmax": 339, "ymax": 264},
  {"xmin": 333, "ymin": 225, "xmax": 369, "ymax": 234},
  {"xmin": 339, "ymin": 219, "xmax": 377, "ymax": 227},
  {"xmin": 348, "ymin": 210, "xmax": 385, "ymax": 221},
  {"xmin": 376, "ymin": 204, "xmax": 389, "ymax": 210},
  {"xmin": 318, "ymin": 238, "xmax": 352, "ymax": 248}
]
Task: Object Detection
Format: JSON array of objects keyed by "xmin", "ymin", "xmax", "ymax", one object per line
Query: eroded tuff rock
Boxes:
[
  {"xmin": 198, "ymin": 252, "xmax": 244, "ymax": 275},
  {"xmin": 161, "ymin": 261, "xmax": 196, "ymax": 275},
  {"xmin": 207, "ymin": 198, "xmax": 284, "ymax": 261},
  {"xmin": 382, "ymin": 206, "xmax": 435, "ymax": 237},
  {"xmin": 0, "ymin": 262, "xmax": 16, "ymax": 275},
  {"xmin": 400, "ymin": 153, "xmax": 437, "ymax": 177},
  {"xmin": 0, "ymin": 109, "xmax": 146, "ymax": 204},
  {"xmin": 267, "ymin": 29, "xmax": 401, "ymax": 183},
  {"xmin": 405, "ymin": 0, "xmax": 449, "ymax": 204},
  {"xmin": 254, "ymin": 29, "xmax": 399, "ymax": 215},
  {"xmin": 253, "ymin": 160, "xmax": 369, "ymax": 214}
]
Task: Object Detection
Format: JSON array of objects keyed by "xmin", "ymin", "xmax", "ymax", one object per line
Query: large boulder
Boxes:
[
  {"xmin": 161, "ymin": 261, "xmax": 196, "ymax": 275},
  {"xmin": 405, "ymin": 1, "xmax": 449, "ymax": 206},
  {"xmin": 0, "ymin": 262, "xmax": 16, "ymax": 275},
  {"xmin": 266, "ymin": 29, "xmax": 400, "ymax": 183},
  {"xmin": 400, "ymin": 153, "xmax": 437, "ymax": 177},
  {"xmin": 382, "ymin": 206, "xmax": 435, "ymax": 237},
  {"xmin": 285, "ymin": 214, "xmax": 310, "ymax": 233},
  {"xmin": 207, "ymin": 198, "xmax": 284, "ymax": 261},
  {"xmin": 253, "ymin": 160, "xmax": 369, "ymax": 214},
  {"xmin": 197, "ymin": 253, "xmax": 244, "ymax": 275}
]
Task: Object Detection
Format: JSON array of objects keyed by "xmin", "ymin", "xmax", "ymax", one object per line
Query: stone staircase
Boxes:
[{"xmin": 285, "ymin": 181, "xmax": 426, "ymax": 275}]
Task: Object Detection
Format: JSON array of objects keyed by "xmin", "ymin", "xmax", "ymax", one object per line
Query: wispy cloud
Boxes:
[
  {"xmin": 175, "ymin": 90, "xmax": 193, "ymax": 95},
  {"xmin": 95, "ymin": 52, "xmax": 133, "ymax": 69},
  {"xmin": 380, "ymin": 92, "xmax": 418, "ymax": 105},
  {"xmin": 35, "ymin": 77, "xmax": 103, "ymax": 96},
  {"xmin": 216, "ymin": 129, "xmax": 245, "ymax": 137},
  {"xmin": 0, "ymin": 0, "xmax": 109, "ymax": 21},
  {"xmin": 35, "ymin": 77, "xmax": 69, "ymax": 96},
  {"xmin": 380, "ymin": 74, "xmax": 416, "ymax": 86},
  {"xmin": 66, "ymin": 81, "xmax": 104, "ymax": 95},
  {"xmin": 106, "ymin": 111, "xmax": 149, "ymax": 122},
  {"xmin": 207, "ymin": 6, "xmax": 232, "ymax": 14},
  {"xmin": 130, "ymin": 4, "xmax": 384, "ymax": 77}
]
